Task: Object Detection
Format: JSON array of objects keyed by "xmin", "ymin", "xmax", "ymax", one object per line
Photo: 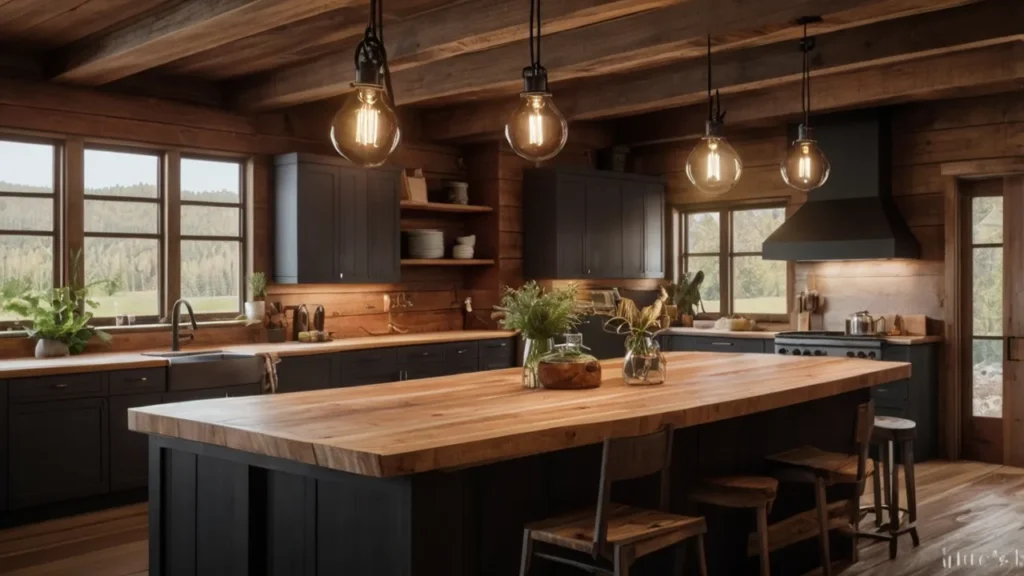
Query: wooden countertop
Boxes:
[
  {"xmin": 129, "ymin": 352, "xmax": 910, "ymax": 478},
  {"xmin": 0, "ymin": 330, "xmax": 517, "ymax": 379}
]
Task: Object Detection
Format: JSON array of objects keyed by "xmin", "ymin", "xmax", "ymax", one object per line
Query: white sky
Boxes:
[{"xmin": 0, "ymin": 141, "xmax": 239, "ymax": 194}]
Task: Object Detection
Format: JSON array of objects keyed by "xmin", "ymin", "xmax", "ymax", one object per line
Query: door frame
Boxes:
[{"xmin": 942, "ymin": 157, "xmax": 1024, "ymax": 462}]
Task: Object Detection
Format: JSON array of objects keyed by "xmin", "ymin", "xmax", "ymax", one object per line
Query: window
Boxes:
[
  {"xmin": 180, "ymin": 157, "xmax": 244, "ymax": 316},
  {"xmin": 84, "ymin": 148, "xmax": 162, "ymax": 320},
  {"xmin": 969, "ymin": 194, "xmax": 1002, "ymax": 418},
  {"xmin": 0, "ymin": 139, "xmax": 58, "ymax": 320},
  {"xmin": 676, "ymin": 205, "xmax": 788, "ymax": 318}
]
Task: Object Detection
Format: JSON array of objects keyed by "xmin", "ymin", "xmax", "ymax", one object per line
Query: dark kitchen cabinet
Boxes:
[
  {"xmin": 110, "ymin": 392, "xmax": 163, "ymax": 491},
  {"xmin": 274, "ymin": 153, "xmax": 400, "ymax": 285},
  {"xmin": 162, "ymin": 383, "xmax": 263, "ymax": 404},
  {"xmin": 276, "ymin": 353, "xmax": 343, "ymax": 393},
  {"xmin": 879, "ymin": 343, "xmax": 938, "ymax": 460},
  {"xmin": 523, "ymin": 167, "xmax": 665, "ymax": 280},
  {"xmin": 0, "ymin": 381, "xmax": 6, "ymax": 512},
  {"xmin": 479, "ymin": 338, "xmax": 516, "ymax": 370},
  {"xmin": 9, "ymin": 397, "xmax": 109, "ymax": 509},
  {"xmin": 662, "ymin": 335, "xmax": 769, "ymax": 354}
]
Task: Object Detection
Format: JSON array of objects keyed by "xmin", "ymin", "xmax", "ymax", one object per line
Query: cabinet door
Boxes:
[
  {"xmin": 162, "ymin": 383, "xmax": 262, "ymax": 404},
  {"xmin": 479, "ymin": 339, "xmax": 515, "ymax": 370},
  {"xmin": 555, "ymin": 174, "xmax": 587, "ymax": 278},
  {"xmin": 296, "ymin": 163, "xmax": 340, "ymax": 284},
  {"xmin": 585, "ymin": 178, "xmax": 623, "ymax": 278},
  {"xmin": 643, "ymin": 184, "xmax": 665, "ymax": 279},
  {"xmin": 110, "ymin": 392, "xmax": 163, "ymax": 492},
  {"xmin": 9, "ymin": 398, "xmax": 109, "ymax": 509},
  {"xmin": 276, "ymin": 354, "xmax": 341, "ymax": 394},
  {"xmin": 335, "ymin": 166, "xmax": 368, "ymax": 283},
  {"xmin": 366, "ymin": 169, "xmax": 401, "ymax": 283},
  {"xmin": 621, "ymin": 184, "xmax": 645, "ymax": 278}
]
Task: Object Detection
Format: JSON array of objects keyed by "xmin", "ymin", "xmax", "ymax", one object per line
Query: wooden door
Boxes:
[
  {"xmin": 621, "ymin": 182, "xmax": 645, "ymax": 278},
  {"xmin": 1004, "ymin": 176, "xmax": 1024, "ymax": 466},
  {"xmin": 585, "ymin": 178, "xmax": 623, "ymax": 278},
  {"xmin": 335, "ymin": 166, "xmax": 367, "ymax": 283},
  {"xmin": 643, "ymin": 183, "xmax": 665, "ymax": 279},
  {"xmin": 110, "ymin": 392, "xmax": 163, "ymax": 491},
  {"xmin": 9, "ymin": 398, "xmax": 109, "ymax": 509},
  {"xmin": 295, "ymin": 162, "xmax": 340, "ymax": 283},
  {"xmin": 366, "ymin": 169, "xmax": 401, "ymax": 283}
]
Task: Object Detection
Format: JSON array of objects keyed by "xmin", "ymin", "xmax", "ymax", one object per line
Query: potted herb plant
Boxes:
[
  {"xmin": 605, "ymin": 289, "xmax": 668, "ymax": 385},
  {"xmin": 670, "ymin": 271, "xmax": 705, "ymax": 327},
  {"xmin": 1, "ymin": 251, "xmax": 112, "ymax": 358},
  {"xmin": 245, "ymin": 272, "xmax": 268, "ymax": 322},
  {"xmin": 495, "ymin": 281, "xmax": 580, "ymax": 389}
]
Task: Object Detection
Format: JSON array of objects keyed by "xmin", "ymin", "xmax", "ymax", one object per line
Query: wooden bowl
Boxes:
[{"xmin": 537, "ymin": 360, "xmax": 602, "ymax": 390}]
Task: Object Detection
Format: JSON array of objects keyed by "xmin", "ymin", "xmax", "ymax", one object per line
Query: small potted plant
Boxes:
[
  {"xmin": 1, "ymin": 251, "xmax": 112, "ymax": 358},
  {"xmin": 671, "ymin": 271, "xmax": 705, "ymax": 327},
  {"xmin": 246, "ymin": 272, "xmax": 268, "ymax": 322},
  {"xmin": 495, "ymin": 281, "xmax": 580, "ymax": 389},
  {"xmin": 605, "ymin": 288, "xmax": 669, "ymax": 385}
]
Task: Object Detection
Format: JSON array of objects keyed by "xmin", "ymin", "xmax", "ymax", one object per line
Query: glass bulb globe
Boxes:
[
  {"xmin": 330, "ymin": 84, "xmax": 401, "ymax": 168},
  {"xmin": 781, "ymin": 128, "xmax": 830, "ymax": 191},
  {"xmin": 686, "ymin": 134, "xmax": 742, "ymax": 195},
  {"xmin": 504, "ymin": 92, "xmax": 568, "ymax": 163}
]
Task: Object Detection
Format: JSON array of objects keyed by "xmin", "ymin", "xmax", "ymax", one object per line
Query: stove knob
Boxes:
[
  {"xmin": 778, "ymin": 348, "xmax": 787, "ymax": 355},
  {"xmin": 814, "ymin": 350, "xmax": 825, "ymax": 356},
  {"xmin": 868, "ymin": 352, "xmax": 877, "ymax": 359},
  {"xmin": 847, "ymin": 351, "xmax": 856, "ymax": 358},
  {"xmin": 857, "ymin": 351, "xmax": 868, "ymax": 359},
  {"xmin": 791, "ymin": 349, "xmax": 801, "ymax": 356}
]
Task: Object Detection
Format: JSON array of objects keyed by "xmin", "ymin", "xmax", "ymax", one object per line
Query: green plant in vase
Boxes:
[
  {"xmin": 1, "ymin": 250, "xmax": 114, "ymax": 358},
  {"xmin": 669, "ymin": 271, "xmax": 704, "ymax": 326},
  {"xmin": 246, "ymin": 272, "xmax": 268, "ymax": 323},
  {"xmin": 496, "ymin": 281, "xmax": 580, "ymax": 389},
  {"xmin": 605, "ymin": 289, "xmax": 669, "ymax": 385}
]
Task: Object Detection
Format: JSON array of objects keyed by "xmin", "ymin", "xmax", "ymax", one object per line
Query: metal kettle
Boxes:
[{"xmin": 845, "ymin": 311, "xmax": 886, "ymax": 336}]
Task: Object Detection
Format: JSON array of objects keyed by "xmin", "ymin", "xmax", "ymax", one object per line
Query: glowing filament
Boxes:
[
  {"xmin": 706, "ymin": 141, "xmax": 721, "ymax": 182},
  {"xmin": 356, "ymin": 104, "xmax": 380, "ymax": 148},
  {"xmin": 798, "ymin": 143, "xmax": 812, "ymax": 181},
  {"xmin": 528, "ymin": 112, "xmax": 544, "ymax": 146}
]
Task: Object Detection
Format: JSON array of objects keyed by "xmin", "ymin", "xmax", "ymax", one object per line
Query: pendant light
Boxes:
[
  {"xmin": 504, "ymin": 0, "xmax": 568, "ymax": 164},
  {"xmin": 781, "ymin": 17, "xmax": 830, "ymax": 191},
  {"xmin": 686, "ymin": 35, "xmax": 742, "ymax": 195},
  {"xmin": 330, "ymin": 0, "xmax": 401, "ymax": 167}
]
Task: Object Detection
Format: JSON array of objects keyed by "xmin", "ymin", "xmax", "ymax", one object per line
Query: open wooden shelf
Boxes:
[
  {"xmin": 400, "ymin": 201, "xmax": 493, "ymax": 213},
  {"xmin": 401, "ymin": 259, "xmax": 495, "ymax": 266}
]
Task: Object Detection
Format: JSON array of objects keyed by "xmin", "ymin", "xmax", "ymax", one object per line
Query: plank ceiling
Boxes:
[{"xmin": 0, "ymin": 0, "xmax": 1019, "ymax": 144}]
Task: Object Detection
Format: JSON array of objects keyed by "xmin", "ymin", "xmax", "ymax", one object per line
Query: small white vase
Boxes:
[
  {"xmin": 245, "ymin": 301, "xmax": 266, "ymax": 322},
  {"xmin": 35, "ymin": 339, "xmax": 70, "ymax": 359}
]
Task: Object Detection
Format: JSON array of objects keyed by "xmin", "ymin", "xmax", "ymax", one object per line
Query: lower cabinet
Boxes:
[
  {"xmin": 109, "ymin": 392, "xmax": 164, "ymax": 492},
  {"xmin": 662, "ymin": 335, "xmax": 769, "ymax": 354},
  {"xmin": 163, "ymin": 383, "xmax": 263, "ymax": 403},
  {"xmin": 276, "ymin": 353, "xmax": 342, "ymax": 393},
  {"xmin": 479, "ymin": 338, "xmax": 516, "ymax": 370},
  {"xmin": 9, "ymin": 397, "xmax": 109, "ymax": 510}
]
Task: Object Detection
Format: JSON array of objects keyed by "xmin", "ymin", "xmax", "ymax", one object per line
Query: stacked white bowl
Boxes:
[
  {"xmin": 453, "ymin": 235, "xmax": 475, "ymax": 259},
  {"xmin": 408, "ymin": 229, "xmax": 445, "ymax": 259}
]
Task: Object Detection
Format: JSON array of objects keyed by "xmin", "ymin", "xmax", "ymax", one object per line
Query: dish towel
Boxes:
[{"xmin": 261, "ymin": 353, "xmax": 281, "ymax": 394}]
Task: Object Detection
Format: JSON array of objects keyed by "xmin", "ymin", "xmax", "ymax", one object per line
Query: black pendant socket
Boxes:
[
  {"xmin": 522, "ymin": 66, "xmax": 549, "ymax": 93},
  {"xmin": 355, "ymin": 59, "xmax": 384, "ymax": 86}
]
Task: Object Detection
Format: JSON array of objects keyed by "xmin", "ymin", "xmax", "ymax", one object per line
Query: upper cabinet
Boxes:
[
  {"xmin": 274, "ymin": 153, "xmax": 400, "ymax": 284},
  {"xmin": 523, "ymin": 168, "xmax": 665, "ymax": 280}
]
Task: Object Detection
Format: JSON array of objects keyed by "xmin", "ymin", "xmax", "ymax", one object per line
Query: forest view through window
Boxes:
[{"xmin": 677, "ymin": 206, "xmax": 787, "ymax": 317}]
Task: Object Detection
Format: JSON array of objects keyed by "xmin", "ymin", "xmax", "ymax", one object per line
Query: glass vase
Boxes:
[
  {"xmin": 522, "ymin": 337, "xmax": 555, "ymax": 389},
  {"xmin": 622, "ymin": 335, "xmax": 667, "ymax": 386}
]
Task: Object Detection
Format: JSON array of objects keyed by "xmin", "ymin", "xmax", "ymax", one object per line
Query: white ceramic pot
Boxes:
[
  {"xmin": 35, "ymin": 339, "xmax": 70, "ymax": 359},
  {"xmin": 245, "ymin": 301, "xmax": 266, "ymax": 322}
]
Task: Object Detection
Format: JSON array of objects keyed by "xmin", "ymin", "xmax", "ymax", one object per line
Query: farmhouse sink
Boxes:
[{"xmin": 143, "ymin": 350, "xmax": 265, "ymax": 392}]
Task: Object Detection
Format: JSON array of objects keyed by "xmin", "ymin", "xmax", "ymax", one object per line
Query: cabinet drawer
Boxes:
[
  {"xmin": 109, "ymin": 368, "xmax": 166, "ymax": 395},
  {"xmin": 446, "ymin": 341, "xmax": 479, "ymax": 370},
  {"xmin": 684, "ymin": 337, "xmax": 765, "ymax": 354},
  {"xmin": 396, "ymin": 344, "xmax": 445, "ymax": 366},
  {"xmin": 163, "ymin": 383, "xmax": 262, "ymax": 404},
  {"xmin": 340, "ymin": 348, "xmax": 397, "ymax": 381},
  {"xmin": 872, "ymin": 380, "xmax": 909, "ymax": 403},
  {"xmin": 10, "ymin": 372, "xmax": 107, "ymax": 402},
  {"xmin": 480, "ymin": 339, "xmax": 515, "ymax": 370}
]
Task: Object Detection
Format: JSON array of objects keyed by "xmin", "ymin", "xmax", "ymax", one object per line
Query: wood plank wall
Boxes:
[
  {"xmin": 0, "ymin": 80, "xmax": 480, "ymax": 357},
  {"xmin": 631, "ymin": 91, "xmax": 1024, "ymax": 332}
]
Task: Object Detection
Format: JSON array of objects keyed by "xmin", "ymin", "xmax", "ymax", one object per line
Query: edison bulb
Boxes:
[
  {"xmin": 781, "ymin": 126, "xmax": 830, "ymax": 191},
  {"xmin": 330, "ymin": 84, "xmax": 401, "ymax": 167},
  {"xmin": 686, "ymin": 128, "xmax": 742, "ymax": 195},
  {"xmin": 505, "ymin": 92, "xmax": 568, "ymax": 163}
]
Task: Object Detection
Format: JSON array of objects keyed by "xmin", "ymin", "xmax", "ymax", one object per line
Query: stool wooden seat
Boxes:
[
  {"xmin": 861, "ymin": 415, "xmax": 920, "ymax": 559},
  {"xmin": 766, "ymin": 401, "xmax": 875, "ymax": 576},
  {"xmin": 520, "ymin": 427, "xmax": 708, "ymax": 576},
  {"xmin": 691, "ymin": 476, "xmax": 779, "ymax": 576}
]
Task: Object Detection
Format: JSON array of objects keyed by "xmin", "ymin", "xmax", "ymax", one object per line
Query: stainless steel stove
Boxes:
[{"xmin": 774, "ymin": 331, "xmax": 885, "ymax": 360}]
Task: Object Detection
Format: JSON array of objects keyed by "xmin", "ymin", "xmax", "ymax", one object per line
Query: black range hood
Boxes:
[{"xmin": 762, "ymin": 110, "xmax": 920, "ymax": 261}]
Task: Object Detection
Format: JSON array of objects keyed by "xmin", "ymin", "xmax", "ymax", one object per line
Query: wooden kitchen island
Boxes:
[{"xmin": 129, "ymin": 352, "xmax": 910, "ymax": 576}]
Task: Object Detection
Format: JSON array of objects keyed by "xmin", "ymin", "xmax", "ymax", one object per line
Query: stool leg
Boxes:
[
  {"xmin": 889, "ymin": 456, "xmax": 900, "ymax": 560},
  {"xmin": 672, "ymin": 539, "xmax": 688, "ymax": 575},
  {"xmin": 756, "ymin": 504, "xmax": 771, "ymax": 576},
  {"xmin": 903, "ymin": 439, "xmax": 920, "ymax": 548},
  {"xmin": 519, "ymin": 530, "xmax": 533, "ymax": 576},
  {"xmin": 881, "ymin": 441, "xmax": 892, "ymax": 513},
  {"xmin": 814, "ymin": 477, "xmax": 832, "ymax": 576},
  {"xmin": 871, "ymin": 451, "xmax": 883, "ymax": 528},
  {"xmin": 696, "ymin": 533, "xmax": 709, "ymax": 576}
]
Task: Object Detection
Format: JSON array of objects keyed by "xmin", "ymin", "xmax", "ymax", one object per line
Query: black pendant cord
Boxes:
[
  {"xmin": 705, "ymin": 35, "xmax": 724, "ymax": 125},
  {"xmin": 528, "ymin": 0, "xmax": 543, "ymax": 71},
  {"xmin": 353, "ymin": 0, "xmax": 395, "ymax": 106},
  {"xmin": 799, "ymin": 21, "xmax": 814, "ymax": 129}
]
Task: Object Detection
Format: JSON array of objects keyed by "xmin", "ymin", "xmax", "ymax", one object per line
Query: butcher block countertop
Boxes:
[
  {"xmin": 129, "ymin": 352, "xmax": 910, "ymax": 478},
  {"xmin": 0, "ymin": 330, "xmax": 518, "ymax": 379}
]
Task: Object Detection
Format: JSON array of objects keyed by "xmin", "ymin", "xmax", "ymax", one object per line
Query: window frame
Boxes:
[
  {"xmin": 82, "ymin": 144, "xmax": 165, "ymax": 326},
  {"xmin": 178, "ymin": 154, "xmax": 247, "ymax": 321},
  {"xmin": 964, "ymin": 188, "xmax": 1003, "ymax": 419},
  {"xmin": 674, "ymin": 201, "xmax": 791, "ymax": 322}
]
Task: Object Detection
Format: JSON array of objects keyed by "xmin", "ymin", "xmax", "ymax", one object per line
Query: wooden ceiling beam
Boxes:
[
  {"xmin": 390, "ymin": 0, "xmax": 975, "ymax": 107},
  {"xmin": 233, "ymin": 0, "xmax": 686, "ymax": 111},
  {"xmin": 618, "ymin": 41, "xmax": 1024, "ymax": 146},
  {"xmin": 422, "ymin": 0, "xmax": 1022, "ymax": 141},
  {"xmin": 51, "ymin": 0, "xmax": 363, "ymax": 86}
]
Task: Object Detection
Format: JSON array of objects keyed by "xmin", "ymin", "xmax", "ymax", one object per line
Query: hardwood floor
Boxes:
[{"xmin": 0, "ymin": 461, "xmax": 1018, "ymax": 575}]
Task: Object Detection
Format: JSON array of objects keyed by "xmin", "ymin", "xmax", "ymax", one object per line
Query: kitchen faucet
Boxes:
[{"xmin": 170, "ymin": 298, "xmax": 197, "ymax": 352}]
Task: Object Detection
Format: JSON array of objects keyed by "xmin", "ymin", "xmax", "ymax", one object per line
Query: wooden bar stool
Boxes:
[
  {"xmin": 859, "ymin": 415, "xmax": 920, "ymax": 559},
  {"xmin": 519, "ymin": 426, "xmax": 708, "ymax": 576},
  {"xmin": 690, "ymin": 475, "xmax": 779, "ymax": 576},
  {"xmin": 765, "ymin": 401, "xmax": 875, "ymax": 576}
]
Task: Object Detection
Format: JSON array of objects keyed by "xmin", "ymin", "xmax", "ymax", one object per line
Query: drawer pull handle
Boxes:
[
  {"xmin": 54, "ymin": 383, "xmax": 68, "ymax": 389},
  {"xmin": 457, "ymin": 349, "xmax": 467, "ymax": 354},
  {"xmin": 421, "ymin": 352, "xmax": 430, "ymax": 356},
  {"xmin": 500, "ymin": 343, "xmax": 507, "ymax": 347},
  {"xmin": 129, "ymin": 377, "xmax": 148, "ymax": 383},
  {"xmin": 711, "ymin": 342, "xmax": 733, "ymax": 347}
]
